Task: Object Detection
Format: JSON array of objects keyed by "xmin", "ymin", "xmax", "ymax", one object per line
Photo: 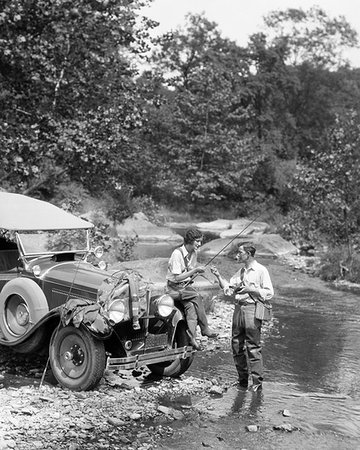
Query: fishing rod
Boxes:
[
  {"xmin": 204, "ymin": 212, "xmax": 263, "ymax": 267},
  {"xmin": 182, "ymin": 212, "xmax": 263, "ymax": 288}
]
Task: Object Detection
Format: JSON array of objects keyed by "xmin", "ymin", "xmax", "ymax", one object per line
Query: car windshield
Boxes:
[{"xmin": 17, "ymin": 230, "xmax": 89, "ymax": 255}]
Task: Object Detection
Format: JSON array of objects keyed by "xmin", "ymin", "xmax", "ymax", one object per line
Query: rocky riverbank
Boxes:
[
  {"xmin": 0, "ymin": 295, "xmax": 238, "ymax": 450},
  {"xmin": 0, "ymin": 250, "xmax": 354, "ymax": 450},
  {"xmin": 1, "ymin": 214, "xmax": 355, "ymax": 450}
]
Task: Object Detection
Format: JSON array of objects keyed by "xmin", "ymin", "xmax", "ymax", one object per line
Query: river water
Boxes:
[
  {"xmin": 134, "ymin": 241, "xmax": 360, "ymax": 449},
  {"xmin": 193, "ymin": 281, "xmax": 360, "ymax": 424},
  {"xmin": 1, "ymin": 239, "xmax": 360, "ymax": 448}
]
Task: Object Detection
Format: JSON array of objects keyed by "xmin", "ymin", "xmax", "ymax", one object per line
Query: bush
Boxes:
[
  {"xmin": 131, "ymin": 195, "xmax": 162, "ymax": 225},
  {"xmin": 317, "ymin": 246, "xmax": 360, "ymax": 283}
]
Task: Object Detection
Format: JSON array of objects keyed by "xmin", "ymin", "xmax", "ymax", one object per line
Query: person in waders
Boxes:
[
  {"xmin": 166, "ymin": 228, "xmax": 218, "ymax": 351},
  {"xmin": 211, "ymin": 243, "xmax": 274, "ymax": 391}
]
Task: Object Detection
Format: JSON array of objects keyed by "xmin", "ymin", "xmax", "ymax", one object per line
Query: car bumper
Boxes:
[{"xmin": 106, "ymin": 345, "xmax": 194, "ymax": 370}]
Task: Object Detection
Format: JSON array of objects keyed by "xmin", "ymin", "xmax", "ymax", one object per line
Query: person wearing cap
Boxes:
[
  {"xmin": 166, "ymin": 228, "xmax": 218, "ymax": 351},
  {"xmin": 211, "ymin": 242, "xmax": 274, "ymax": 391}
]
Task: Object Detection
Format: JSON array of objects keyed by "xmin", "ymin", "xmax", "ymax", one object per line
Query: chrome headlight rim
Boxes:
[
  {"xmin": 107, "ymin": 298, "xmax": 126, "ymax": 325},
  {"xmin": 156, "ymin": 294, "xmax": 174, "ymax": 318}
]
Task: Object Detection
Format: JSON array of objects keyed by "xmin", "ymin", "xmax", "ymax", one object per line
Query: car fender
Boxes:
[
  {"xmin": 0, "ymin": 278, "xmax": 49, "ymax": 342},
  {"xmin": 171, "ymin": 307, "xmax": 187, "ymax": 330}
]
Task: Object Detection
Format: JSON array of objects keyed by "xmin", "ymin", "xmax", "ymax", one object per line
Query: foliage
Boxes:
[
  {"xmin": 317, "ymin": 245, "xmax": 360, "ymax": 283},
  {"xmin": 60, "ymin": 195, "xmax": 137, "ymax": 263},
  {"xmin": 131, "ymin": 195, "xmax": 162, "ymax": 225},
  {"xmin": 90, "ymin": 218, "xmax": 137, "ymax": 263},
  {"xmin": 0, "ymin": 0, "xmax": 156, "ymax": 199},
  {"xmin": 263, "ymin": 6, "xmax": 358, "ymax": 68},
  {"xmin": 1, "ymin": 3, "xmax": 360, "ymax": 269},
  {"xmin": 146, "ymin": 14, "xmax": 262, "ymax": 206},
  {"xmin": 287, "ymin": 111, "xmax": 360, "ymax": 247}
]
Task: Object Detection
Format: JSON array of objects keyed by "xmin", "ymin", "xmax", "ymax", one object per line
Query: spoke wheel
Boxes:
[
  {"xmin": 147, "ymin": 322, "xmax": 194, "ymax": 377},
  {"xmin": 49, "ymin": 326, "xmax": 106, "ymax": 391}
]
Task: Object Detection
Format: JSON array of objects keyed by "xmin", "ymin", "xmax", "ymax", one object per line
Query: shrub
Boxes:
[{"xmin": 317, "ymin": 246, "xmax": 360, "ymax": 283}]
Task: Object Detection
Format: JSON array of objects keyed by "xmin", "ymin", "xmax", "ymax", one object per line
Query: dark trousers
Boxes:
[
  {"xmin": 166, "ymin": 285, "xmax": 210, "ymax": 338},
  {"xmin": 232, "ymin": 303, "xmax": 263, "ymax": 386}
]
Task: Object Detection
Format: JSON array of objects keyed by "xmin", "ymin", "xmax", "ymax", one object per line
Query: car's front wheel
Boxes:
[
  {"xmin": 49, "ymin": 325, "xmax": 106, "ymax": 391},
  {"xmin": 147, "ymin": 321, "xmax": 194, "ymax": 377}
]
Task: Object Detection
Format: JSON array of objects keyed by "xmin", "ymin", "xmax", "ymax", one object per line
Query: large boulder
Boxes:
[
  {"xmin": 219, "ymin": 219, "xmax": 270, "ymax": 238},
  {"xmin": 116, "ymin": 213, "xmax": 183, "ymax": 243},
  {"xmin": 166, "ymin": 222, "xmax": 197, "ymax": 236},
  {"xmin": 195, "ymin": 219, "xmax": 233, "ymax": 236},
  {"xmin": 254, "ymin": 234, "xmax": 298, "ymax": 257},
  {"xmin": 199, "ymin": 233, "xmax": 298, "ymax": 259},
  {"xmin": 168, "ymin": 218, "xmax": 270, "ymax": 239}
]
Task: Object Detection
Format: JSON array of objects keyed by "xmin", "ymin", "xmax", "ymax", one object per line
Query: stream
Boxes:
[
  {"xmin": 158, "ymin": 253, "xmax": 360, "ymax": 449},
  {"xmin": 1, "ymin": 239, "xmax": 360, "ymax": 449}
]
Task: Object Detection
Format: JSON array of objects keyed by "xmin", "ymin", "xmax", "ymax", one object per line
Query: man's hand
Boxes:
[
  {"xmin": 235, "ymin": 285, "xmax": 256, "ymax": 295},
  {"xmin": 210, "ymin": 266, "xmax": 220, "ymax": 277},
  {"xmin": 196, "ymin": 265, "xmax": 206, "ymax": 274}
]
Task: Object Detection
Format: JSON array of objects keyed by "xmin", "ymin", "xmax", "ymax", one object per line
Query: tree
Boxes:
[
  {"xmin": 263, "ymin": 6, "xmax": 358, "ymax": 69},
  {"xmin": 286, "ymin": 111, "xmax": 360, "ymax": 247},
  {"xmin": 0, "ymin": 0, "xmax": 156, "ymax": 201},
  {"xmin": 145, "ymin": 14, "xmax": 260, "ymax": 207}
]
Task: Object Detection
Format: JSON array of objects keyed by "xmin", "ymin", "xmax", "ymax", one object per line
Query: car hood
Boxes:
[{"xmin": 41, "ymin": 261, "xmax": 110, "ymax": 292}]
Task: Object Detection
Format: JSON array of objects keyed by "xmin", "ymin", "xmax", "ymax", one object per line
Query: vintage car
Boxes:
[{"xmin": 0, "ymin": 192, "xmax": 194, "ymax": 391}]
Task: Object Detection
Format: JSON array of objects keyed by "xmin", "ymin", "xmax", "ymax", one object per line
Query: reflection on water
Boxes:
[
  {"xmin": 132, "ymin": 242, "xmax": 177, "ymax": 260},
  {"xmin": 189, "ymin": 279, "xmax": 360, "ymax": 439},
  {"xmin": 132, "ymin": 243, "xmax": 360, "ymax": 439}
]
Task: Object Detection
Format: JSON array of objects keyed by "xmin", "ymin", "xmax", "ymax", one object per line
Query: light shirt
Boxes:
[
  {"xmin": 166, "ymin": 245, "xmax": 197, "ymax": 283},
  {"xmin": 225, "ymin": 260, "xmax": 274, "ymax": 303}
]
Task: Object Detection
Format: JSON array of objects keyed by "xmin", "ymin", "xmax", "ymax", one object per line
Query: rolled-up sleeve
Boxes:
[{"xmin": 258, "ymin": 267, "xmax": 274, "ymax": 301}]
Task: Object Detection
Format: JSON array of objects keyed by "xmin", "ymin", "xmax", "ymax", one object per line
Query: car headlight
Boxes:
[
  {"xmin": 107, "ymin": 299, "xmax": 126, "ymax": 324},
  {"xmin": 94, "ymin": 246, "xmax": 104, "ymax": 258},
  {"xmin": 32, "ymin": 265, "xmax": 41, "ymax": 277},
  {"xmin": 98, "ymin": 260, "xmax": 107, "ymax": 271},
  {"xmin": 155, "ymin": 294, "xmax": 174, "ymax": 318}
]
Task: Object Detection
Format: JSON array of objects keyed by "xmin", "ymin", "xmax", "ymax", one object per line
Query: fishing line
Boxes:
[
  {"xmin": 182, "ymin": 212, "xmax": 263, "ymax": 288},
  {"xmin": 204, "ymin": 212, "xmax": 264, "ymax": 267}
]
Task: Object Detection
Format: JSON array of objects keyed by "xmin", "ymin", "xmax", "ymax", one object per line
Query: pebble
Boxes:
[
  {"xmin": 0, "ymin": 303, "xmax": 233, "ymax": 450},
  {"xmin": 273, "ymin": 423, "xmax": 300, "ymax": 432},
  {"xmin": 108, "ymin": 418, "xmax": 126, "ymax": 427}
]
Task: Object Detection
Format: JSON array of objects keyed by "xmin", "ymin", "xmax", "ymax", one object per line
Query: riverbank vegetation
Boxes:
[{"xmin": 1, "ymin": 1, "xmax": 360, "ymax": 282}]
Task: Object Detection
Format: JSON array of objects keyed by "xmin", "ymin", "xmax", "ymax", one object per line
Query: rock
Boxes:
[
  {"xmin": 107, "ymin": 418, "xmax": 126, "ymax": 427},
  {"xmin": 253, "ymin": 234, "xmax": 298, "ymax": 256},
  {"xmin": 157, "ymin": 405, "xmax": 172, "ymax": 416},
  {"xmin": 282, "ymin": 409, "xmax": 291, "ymax": 417},
  {"xmin": 219, "ymin": 219, "xmax": 270, "ymax": 238},
  {"xmin": 68, "ymin": 444, "xmax": 79, "ymax": 450},
  {"xmin": 196, "ymin": 219, "xmax": 233, "ymax": 236},
  {"xmin": 273, "ymin": 423, "xmax": 300, "ymax": 432},
  {"xmin": 115, "ymin": 213, "xmax": 183, "ymax": 243},
  {"xmin": 208, "ymin": 386, "xmax": 224, "ymax": 396},
  {"xmin": 39, "ymin": 396, "xmax": 54, "ymax": 403},
  {"xmin": 167, "ymin": 222, "xmax": 198, "ymax": 235},
  {"xmin": 246, "ymin": 424, "xmax": 259, "ymax": 432},
  {"xmin": 157, "ymin": 405, "xmax": 184, "ymax": 420},
  {"xmin": 2, "ymin": 440, "xmax": 16, "ymax": 449},
  {"xmin": 199, "ymin": 233, "xmax": 298, "ymax": 259}
]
